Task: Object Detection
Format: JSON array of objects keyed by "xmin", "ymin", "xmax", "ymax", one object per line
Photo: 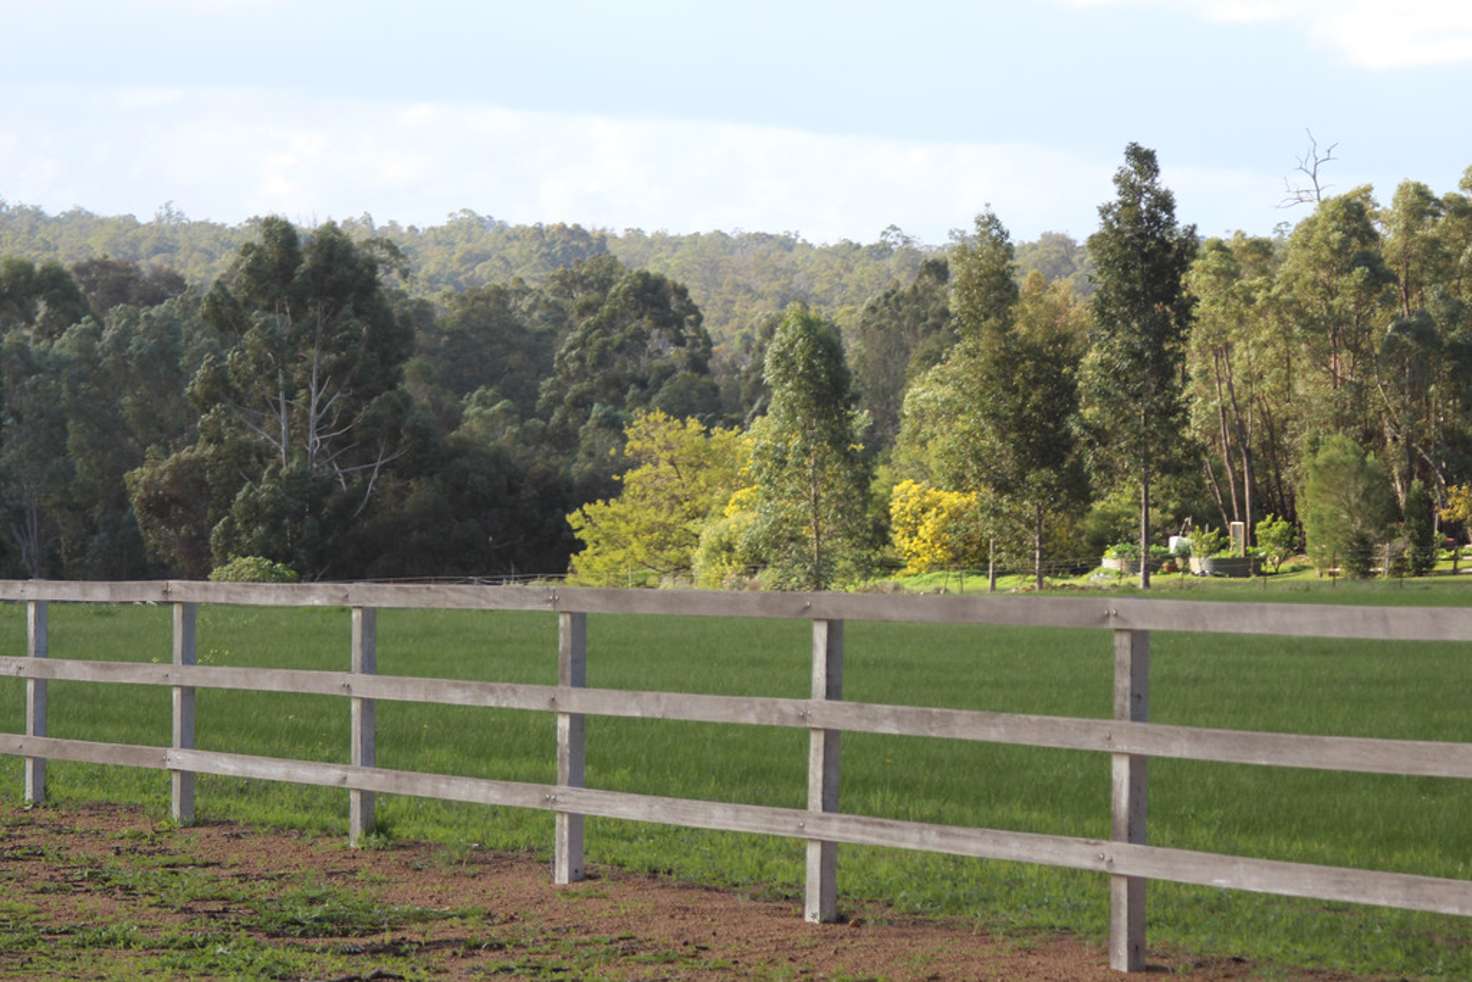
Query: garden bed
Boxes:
[{"xmin": 1190, "ymin": 555, "xmax": 1263, "ymax": 577}]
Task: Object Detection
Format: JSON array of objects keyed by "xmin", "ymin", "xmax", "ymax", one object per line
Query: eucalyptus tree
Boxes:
[
  {"xmin": 894, "ymin": 212, "xmax": 1089, "ymax": 589},
  {"xmin": 749, "ymin": 306, "xmax": 871, "ymax": 590},
  {"xmin": 849, "ymin": 257, "xmax": 952, "ymax": 452},
  {"xmin": 129, "ymin": 217, "xmax": 416, "ymax": 577},
  {"xmin": 1185, "ymin": 234, "xmax": 1299, "ymax": 532}
]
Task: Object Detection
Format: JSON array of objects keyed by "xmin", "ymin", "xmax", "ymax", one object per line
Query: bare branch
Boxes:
[{"xmin": 1278, "ymin": 129, "xmax": 1338, "ymax": 209}]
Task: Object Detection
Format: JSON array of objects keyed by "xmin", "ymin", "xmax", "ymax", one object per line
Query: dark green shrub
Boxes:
[{"xmin": 1404, "ymin": 479, "xmax": 1438, "ymax": 576}]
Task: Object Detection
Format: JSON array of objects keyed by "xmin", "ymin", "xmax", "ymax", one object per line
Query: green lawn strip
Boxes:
[{"xmin": 0, "ymin": 592, "xmax": 1470, "ymax": 975}]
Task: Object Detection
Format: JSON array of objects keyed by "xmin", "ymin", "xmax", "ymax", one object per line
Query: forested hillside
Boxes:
[
  {"xmin": 0, "ymin": 203, "xmax": 1088, "ymax": 349},
  {"xmin": 1, "ymin": 147, "xmax": 1468, "ymax": 588}
]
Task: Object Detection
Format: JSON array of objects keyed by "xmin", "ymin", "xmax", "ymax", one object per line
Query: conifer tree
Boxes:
[{"xmin": 1084, "ymin": 144, "xmax": 1198, "ymax": 588}]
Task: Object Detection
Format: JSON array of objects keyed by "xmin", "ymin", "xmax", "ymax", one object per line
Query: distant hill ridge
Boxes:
[{"xmin": 0, "ymin": 201, "xmax": 1089, "ymax": 344}]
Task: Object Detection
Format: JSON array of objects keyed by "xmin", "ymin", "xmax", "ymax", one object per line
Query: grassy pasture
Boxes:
[{"xmin": 2, "ymin": 580, "xmax": 1472, "ymax": 976}]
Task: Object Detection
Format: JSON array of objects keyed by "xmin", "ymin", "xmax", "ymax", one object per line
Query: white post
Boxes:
[
  {"xmin": 349, "ymin": 607, "xmax": 377, "ymax": 846},
  {"xmin": 1110, "ymin": 628, "xmax": 1150, "ymax": 972},
  {"xmin": 171, "ymin": 602, "xmax": 197, "ymax": 825},
  {"xmin": 554, "ymin": 611, "xmax": 587, "ymax": 884},
  {"xmin": 805, "ymin": 618, "xmax": 842, "ymax": 923},
  {"xmin": 24, "ymin": 600, "xmax": 47, "ymax": 805}
]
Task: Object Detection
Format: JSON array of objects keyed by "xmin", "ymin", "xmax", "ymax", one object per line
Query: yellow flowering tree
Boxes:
[
  {"xmin": 567, "ymin": 410, "xmax": 750, "ymax": 586},
  {"xmin": 889, "ymin": 480, "xmax": 987, "ymax": 573}
]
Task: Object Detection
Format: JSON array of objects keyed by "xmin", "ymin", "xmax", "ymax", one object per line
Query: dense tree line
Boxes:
[
  {"xmin": 0, "ymin": 202, "xmax": 1086, "ymax": 356},
  {"xmin": 2, "ymin": 146, "xmax": 1469, "ymax": 586}
]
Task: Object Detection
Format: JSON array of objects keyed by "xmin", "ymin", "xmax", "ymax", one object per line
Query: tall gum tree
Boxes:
[
  {"xmin": 749, "ymin": 306, "xmax": 871, "ymax": 591},
  {"xmin": 892, "ymin": 212, "xmax": 1089, "ymax": 589},
  {"xmin": 1084, "ymin": 144, "xmax": 1198, "ymax": 589},
  {"xmin": 129, "ymin": 217, "xmax": 415, "ymax": 577}
]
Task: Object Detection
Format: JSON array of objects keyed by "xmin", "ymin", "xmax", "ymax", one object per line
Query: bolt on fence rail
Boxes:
[{"xmin": 3, "ymin": 579, "xmax": 1472, "ymax": 973}]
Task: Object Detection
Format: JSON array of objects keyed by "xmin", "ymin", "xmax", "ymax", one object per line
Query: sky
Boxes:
[{"xmin": 1, "ymin": 0, "xmax": 1469, "ymax": 245}]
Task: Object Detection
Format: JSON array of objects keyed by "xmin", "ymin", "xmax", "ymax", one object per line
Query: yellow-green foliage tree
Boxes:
[
  {"xmin": 1439, "ymin": 483, "xmax": 1472, "ymax": 573},
  {"xmin": 566, "ymin": 410, "xmax": 750, "ymax": 585},
  {"xmin": 692, "ymin": 485, "xmax": 760, "ymax": 588},
  {"xmin": 888, "ymin": 480, "xmax": 986, "ymax": 573}
]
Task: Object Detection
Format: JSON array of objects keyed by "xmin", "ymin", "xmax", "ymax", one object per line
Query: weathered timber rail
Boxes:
[{"xmin": 2, "ymin": 579, "xmax": 1471, "ymax": 973}]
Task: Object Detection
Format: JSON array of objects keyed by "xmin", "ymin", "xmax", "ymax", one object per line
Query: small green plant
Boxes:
[
  {"xmin": 1255, "ymin": 514, "xmax": 1296, "ymax": 573},
  {"xmin": 1189, "ymin": 525, "xmax": 1228, "ymax": 559},
  {"xmin": 1104, "ymin": 542, "xmax": 1170, "ymax": 561},
  {"xmin": 209, "ymin": 556, "xmax": 300, "ymax": 583}
]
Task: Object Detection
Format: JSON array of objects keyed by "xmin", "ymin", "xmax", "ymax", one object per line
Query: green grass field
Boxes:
[{"xmin": 2, "ymin": 576, "xmax": 1472, "ymax": 976}]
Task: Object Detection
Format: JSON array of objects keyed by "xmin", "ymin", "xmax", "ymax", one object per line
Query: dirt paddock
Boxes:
[{"xmin": 0, "ymin": 802, "xmax": 1358, "ymax": 979}]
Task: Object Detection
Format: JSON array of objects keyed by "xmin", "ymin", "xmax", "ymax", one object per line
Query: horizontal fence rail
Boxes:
[
  {"xmin": 2, "ymin": 579, "xmax": 1470, "ymax": 974},
  {"xmin": 2, "ymin": 577, "xmax": 1472, "ymax": 640},
  {"xmin": 4, "ymin": 656, "xmax": 1472, "ymax": 780},
  {"xmin": 4, "ymin": 733, "xmax": 1470, "ymax": 919}
]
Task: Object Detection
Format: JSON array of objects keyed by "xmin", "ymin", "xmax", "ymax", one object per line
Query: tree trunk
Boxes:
[
  {"xmin": 1140, "ymin": 460, "xmax": 1151, "ymax": 591},
  {"xmin": 1034, "ymin": 503, "xmax": 1044, "ymax": 592},
  {"xmin": 988, "ymin": 537, "xmax": 997, "ymax": 593},
  {"xmin": 1222, "ymin": 357, "xmax": 1253, "ymax": 550},
  {"xmin": 1202, "ymin": 457, "xmax": 1230, "ymax": 530},
  {"xmin": 1212, "ymin": 352, "xmax": 1240, "ymax": 523}
]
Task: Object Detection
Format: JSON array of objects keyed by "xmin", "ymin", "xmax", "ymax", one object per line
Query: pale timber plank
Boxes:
[
  {"xmin": 2, "ymin": 579, "xmax": 1469, "ymax": 641},
  {"xmin": 24, "ymin": 600, "xmax": 46, "ymax": 804},
  {"xmin": 349, "ymin": 608, "xmax": 376, "ymax": 845},
  {"xmin": 171, "ymin": 603, "xmax": 197, "ymax": 825},
  {"xmin": 5, "ymin": 656, "xmax": 1472, "ymax": 779},
  {"xmin": 806, "ymin": 619, "xmax": 842, "ymax": 923},
  {"xmin": 554, "ymin": 612, "xmax": 587, "ymax": 884},
  {"xmin": 7, "ymin": 734, "xmax": 1467, "ymax": 918},
  {"xmin": 1111, "ymin": 629, "xmax": 1149, "ymax": 972}
]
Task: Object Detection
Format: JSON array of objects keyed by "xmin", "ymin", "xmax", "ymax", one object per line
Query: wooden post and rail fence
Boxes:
[{"xmin": 2, "ymin": 579, "xmax": 1472, "ymax": 973}]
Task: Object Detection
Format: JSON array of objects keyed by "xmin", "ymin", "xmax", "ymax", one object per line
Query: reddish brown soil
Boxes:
[{"xmin": 0, "ymin": 802, "xmax": 1364, "ymax": 980}]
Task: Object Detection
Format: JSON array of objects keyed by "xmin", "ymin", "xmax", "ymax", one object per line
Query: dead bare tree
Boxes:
[{"xmin": 1278, "ymin": 129, "xmax": 1338, "ymax": 208}]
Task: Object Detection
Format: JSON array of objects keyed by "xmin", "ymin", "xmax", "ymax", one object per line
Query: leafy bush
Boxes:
[
  {"xmin": 1301, "ymin": 435, "xmax": 1396, "ymax": 576},
  {"xmin": 1103, "ymin": 542, "xmax": 1170, "ymax": 561},
  {"xmin": 1254, "ymin": 514, "xmax": 1296, "ymax": 573},
  {"xmin": 1403, "ymin": 479, "xmax": 1438, "ymax": 576},
  {"xmin": 1341, "ymin": 530, "xmax": 1377, "ymax": 579},
  {"xmin": 1189, "ymin": 525, "xmax": 1228, "ymax": 559},
  {"xmin": 208, "ymin": 556, "xmax": 300, "ymax": 584},
  {"xmin": 889, "ymin": 480, "xmax": 986, "ymax": 574}
]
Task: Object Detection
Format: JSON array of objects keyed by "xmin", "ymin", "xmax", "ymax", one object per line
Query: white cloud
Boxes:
[
  {"xmin": 0, "ymin": 84, "xmax": 1289, "ymax": 243},
  {"xmin": 1063, "ymin": 0, "xmax": 1472, "ymax": 69}
]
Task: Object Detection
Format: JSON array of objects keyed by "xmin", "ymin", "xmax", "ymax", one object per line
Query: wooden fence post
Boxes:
[
  {"xmin": 171, "ymin": 602, "xmax": 197, "ymax": 825},
  {"xmin": 349, "ymin": 607, "xmax": 377, "ymax": 846},
  {"xmin": 554, "ymin": 611, "xmax": 587, "ymax": 884},
  {"xmin": 24, "ymin": 600, "xmax": 47, "ymax": 805},
  {"xmin": 1111, "ymin": 628, "xmax": 1150, "ymax": 972},
  {"xmin": 805, "ymin": 618, "xmax": 843, "ymax": 923}
]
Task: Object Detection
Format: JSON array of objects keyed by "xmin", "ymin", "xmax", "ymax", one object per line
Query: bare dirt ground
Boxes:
[{"xmin": 0, "ymin": 802, "xmax": 1363, "ymax": 980}]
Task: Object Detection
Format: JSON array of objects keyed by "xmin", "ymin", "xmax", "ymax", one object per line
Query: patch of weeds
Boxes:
[
  {"xmin": 142, "ymin": 931, "xmax": 350, "ymax": 980},
  {"xmin": 459, "ymin": 935, "xmax": 510, "ymax": 954},
  {"xmin": 474, "ymin": 958, "xmax": 571, "ymax": 977},
  {"xmin": 0, "ymin": 900, "xmax": 43, "ymax": 954},
  {"xmin": 94, "ymin": 859, "xmax": 249, "ymax": 912},
  {"xmin": 629, "ymin": 948, "xmax": 682, "ymax": 965},
  {"xmin": 65, "ymin": 921, "xmax": 148, "ymax": 950},
  {"xmin": 246, "ymin": 882, "xmax": 451, "ymax": 938}
]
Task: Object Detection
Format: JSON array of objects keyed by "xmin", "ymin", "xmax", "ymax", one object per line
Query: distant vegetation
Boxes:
[{"xmin": 0, "ymin": 143, "xmax": 1468, "ymax": 587}]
